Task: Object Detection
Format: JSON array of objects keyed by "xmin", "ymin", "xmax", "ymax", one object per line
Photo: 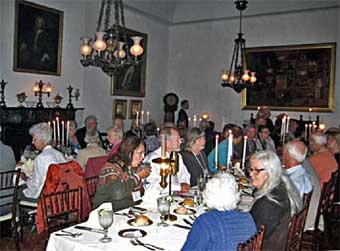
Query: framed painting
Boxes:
[
  {"xmin": 242, "ymin": 43, "xmax": 336, "ymax": 112},
  {"xmin": 113, "ymin": 99, "xmax": 127, "ymax": 119},
  {"xmin": 111, "ymin": 27, "xmax": 147, "ymax": 97},
  {"xmin": 13, "ymin": 0, "xmax": 63, "ymax": 76},
  {"xmin": 129, "ymin": 100, "xmax": 142, "ymax": 119}
]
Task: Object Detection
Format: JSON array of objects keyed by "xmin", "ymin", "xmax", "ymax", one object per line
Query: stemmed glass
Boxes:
[
  {"xmin": 140, "ymin": 161, "xmax": 151, "ymax": 188},
  {"xmin": 98, "ymin": 209, "xmax": 113, "ymax": 243},
  {"xmin": 157, "ymin": 197, "xmax": 170, "ymax": 227},
  {"xmin": 197, "ymin": 176, "xmax": 206, "ymax": 204}
]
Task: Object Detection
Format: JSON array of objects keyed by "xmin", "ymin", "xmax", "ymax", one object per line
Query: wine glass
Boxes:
[
  {"xmin": 197, "ymin": 176, "xmax": 206, "ymax": 192},
  {"xmin": 98, "ymin": 209, "xmax": 113, "ymax": 243},
  {"xmin": 157, "ymin": 197, "xmax": 170, "ymax": 227},
  {"xmin": 140, "ymin": 161, "xmax": 151, "ymax": 188}
]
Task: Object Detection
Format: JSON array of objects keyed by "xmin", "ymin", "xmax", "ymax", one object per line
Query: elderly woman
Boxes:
[
  {"xmin": 249, "ymin": 150, "xmax": 302, "ymax": 250},
  {"xmin": 182, "ymin": 173, "xmax": 256, "ymax": 251},
  {"xmin": 19, "ymin": 122, "xmax": 66, "ymax": 202},
  {"xmin": 181, "ymin": 128, "xmax": 209, "ymax": 186},
  {"xmin": 67, "ymin": 120, "xmax": 81, "ymax": 157},
  {"xmin": 107, "ymin": 127, "xmax": 124, "ymax": 157},
  {"xmin": 92, "ymin": 136, "xmax": 151, "ymax": 211}
]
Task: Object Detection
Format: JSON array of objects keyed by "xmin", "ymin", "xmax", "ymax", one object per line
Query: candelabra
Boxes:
[
  {"xmin": 34, "ymin": 80, "xmax": 52, "ymax": 108},
  {"xmin": 66, "ymin": 86, "xmax": 80, "ymax": 109},
  {"xmin": 0, "ymin": 79, "xmax": 7, "ymax": 107}
]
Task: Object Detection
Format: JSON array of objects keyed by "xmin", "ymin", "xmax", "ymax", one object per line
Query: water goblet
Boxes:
[
  {"xmin": 98, "ymin": 209, "xmax": 113, "ymax": 243},
  {"xmin": 197, "ymin": 176, "xmax": 206, "ymax": 192},
  {"xmin": 157, "ymin": 197, "xmax": 170, "ymax": 227}
]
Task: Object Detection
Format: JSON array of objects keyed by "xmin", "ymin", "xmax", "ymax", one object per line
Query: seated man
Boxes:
[
  {"xmin": 76, "ymin": 115, "xmax": 103, "ymax": 149},
  {"xmin": 76, "ymin": 129, "xmax": 107, "ymax": 169},
  {"xmin": 144, "ymin": 127, "xmax": 190, "ymax": 193},
  {"xmin": 282, "ymin": 140, "xmax": 313, "ymax": 198},
  {"xmin": 19, "ymin": 122, "xmax": 66, "ymax": 202}
]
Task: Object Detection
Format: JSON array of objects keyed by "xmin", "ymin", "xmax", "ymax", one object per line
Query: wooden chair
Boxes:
[
  {"xmin": 41, "ymin": 187, "xmax": 82, "ymax": 235},
  {"xmin": 0, "ymin": 169, "xmax": 21, "ymax": 251},
  {"xmin": 85, "ymin": 175, "xmax": 98, "ymax": 204},
  {"xmin": 237, "ymin": 225, "xmax": 265, "ymax": 251},
  {"xmin": 302, "ymin": 170, "xmax": 338, "ymax": 250}
]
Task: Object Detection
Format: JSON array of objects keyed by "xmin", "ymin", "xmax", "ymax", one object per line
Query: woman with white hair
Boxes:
[
  {"xmin": 19, "ymin": 122, "xmax": 66, "ymax": 202},
  {"xmin": 249, "ymin": 150, "xmax": 302, "ymax": 250},
  {"xmin": 182, "ymin": 173, "xmax": 256, "ymax": 251}
]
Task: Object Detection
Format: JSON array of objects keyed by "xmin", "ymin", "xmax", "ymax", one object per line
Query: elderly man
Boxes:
[
  {"xmin": 309, "ymin": 131, "xmax": 338, "ymax": 187},
  {"xmin": 76, "ymin": 115, "xmax": 103, "ymax": 149},
  {"xmin": 19, "ymin": 122, "xmax": 66, "ymax": 202},
  {"xmin": 144, "ymin": 127, "xmax": 191, "ymax": 193},
  {"xmin": 282, "ymin": 140, "xmax": 313, "ymax": 198}
]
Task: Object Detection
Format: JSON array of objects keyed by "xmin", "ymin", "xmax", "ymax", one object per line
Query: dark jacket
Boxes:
[
  {"xmin": 177, "ymin": 108, "xmax": 188, "ymax": 128},
  {"xmin": 181, "ymin": 151, "xmax": 209, "ymax": 186},
  {"xmin": 75, "ymin": 127, "xmax": 103, "ymax": 149}
]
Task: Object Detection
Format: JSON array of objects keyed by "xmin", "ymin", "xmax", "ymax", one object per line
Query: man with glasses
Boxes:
[
  {"xmin": 144, "ymin": 127, "xmax": 191, "ymax": 193},
  {"xmin": 254, "ymin": 125, "xmax": 276, "ymax": 152}
]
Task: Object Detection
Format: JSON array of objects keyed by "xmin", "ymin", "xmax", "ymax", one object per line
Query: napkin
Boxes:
[
  {"xmin": 86, "ymin": 202, "xmax": 112, "ymax": 229},
  {"xmin": 140, "ymin": 188, "xmax": 160, "ymax": 210}
]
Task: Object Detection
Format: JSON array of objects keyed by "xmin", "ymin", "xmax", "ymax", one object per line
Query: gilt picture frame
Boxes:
[
  {"xmin": 111, "ymin": 27, "xmax": 148, "ymax": 97},
  {"xmin": 129, "ymin": 100, "xmax": 142, "ymax": 119},
  {"xmin": 13, "ymin": 0, "xmax": 63, "ymax": 76},
  {"xmin": 113, "ymin": 99, "xmax": 127, "ymax": 119},
  {"xmin": 242, "ymin": 43, "xmax": 336, "ymax": 112}
]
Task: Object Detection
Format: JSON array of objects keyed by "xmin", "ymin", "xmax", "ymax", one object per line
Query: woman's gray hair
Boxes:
[
  {"xmin": 310, "ymin": 132, "xmax": 327, "ymax": 145},
  {"xmin": 184, "ymin": 127, "xmax": 205, "ymax": 151},
  {"xmin": 203, "ymin": 173, "xmax": 240, "ymax": 211},
  {"xmin": 251, "ymin": 150, "xmax": 302, "ymax": 215},
  {"xmin": 29, "ymin": 122, "xmax": 52, "ymax": 144},
  {"xmin": 85, "ymin": 129, "xmax": 100, "ymax": 144},
  {"xmin": 284, "ymin": 141, "xmax": 307, "ymax": 163}
]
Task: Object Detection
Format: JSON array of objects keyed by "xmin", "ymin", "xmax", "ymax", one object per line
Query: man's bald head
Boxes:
[{"xmin": 282, "ymin": 140, "xmax": 307, "ymax": 168}]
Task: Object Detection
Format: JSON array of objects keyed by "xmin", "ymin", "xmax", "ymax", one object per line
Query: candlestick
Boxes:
[
  {"xmin": 160, "ymin": 134, "xmax": 166, "ymax": 159},
  {"xmin": 215, "ymin": 135, "xmax": 219, "ymax": 167},
  {"xmin": 136, "ymin": 111, "xmax": 139, "ymax": 127},
  {"xmin": 227, "ymin": 130, "xmax": 233, "ymax": 167},
  {"xmin": 281, "ymin": 116, "xmax": 286, "ymax": 138},
  {"xmin": 61, "ymin": 121, "xmax": 65, "ymax": 146},
  {"xmin": 66, "ymin": 121, "xmax": 70, "ymax": 147},
  {"xmin": 242, "ymin": 136, "xmax": 247, "ymax": 170},
  {"xmin": 146, "ymin": 111, "xmax": 150, "ymax": 123},
  {"xmin": 141, "ymin": 110, "xmax": 144, "ymax": 125},
  {"xmin": 286, "ymin": 116, "xmax": 290, "ymax": 134},
  {"xmin": 56, "ymin": 117, "xmax": 60, "ymax": 145},
  {"xmin": 53, "ymin": 121, "xmax": 56, "ymax": 142}
]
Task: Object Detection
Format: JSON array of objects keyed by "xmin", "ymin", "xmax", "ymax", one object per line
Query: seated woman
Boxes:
[
  {"xmin": 67, "ymin": 120, "xmax": 81, "ymax": 157},
  {"xmin": 106, "ymin": 127, "xmax": 123, "ymax": 157},
  {"xmin": 182, "ymin": 173, "xmax": 257, "ymax": 251},
  {"xmin": 181, "ymin": 128, "xmax": 209, "ymax": 186},
  {"xmin": 249, "ymin": 150, "xmax": 302, "ymax": 250},
  {"xmin": 92, "ymin": 136, "xmax": 151, "ymax": 211}
]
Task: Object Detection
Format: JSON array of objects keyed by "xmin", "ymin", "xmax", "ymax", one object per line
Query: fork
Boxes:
[{"xmin": 130, "ymin": 239, "xmax": 156, "ymax": 250}]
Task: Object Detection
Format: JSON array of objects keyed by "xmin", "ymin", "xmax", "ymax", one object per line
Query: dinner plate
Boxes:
[
  {"xmin": 118, "ymin": 228, "xmax": 147, "ymax": 238},
  {"xmin": 173, "ymin": 208, "xmax": 197, "ymax": 215},
  {"xmin": 127, "ymin": 218, "xmax": 153, "ymax": 227}
]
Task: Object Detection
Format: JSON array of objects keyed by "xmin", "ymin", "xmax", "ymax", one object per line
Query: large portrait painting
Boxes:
[
  {"xmin": 242, "ymin": 43, "xmax": 336, "ymax": 112},
  {"xmin": 111, "ymin": 28, "xmax": 147, "ymax": 97},
  {"xmin": 13, "ymin": 0, "xmax": 63, "ymax": 76}
]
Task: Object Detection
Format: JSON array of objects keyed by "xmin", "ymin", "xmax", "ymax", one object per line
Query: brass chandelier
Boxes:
[
  {"xmin": 221, "ymin": 0, "xmax": 256, "ymax": 93},
  {"xmin": 80, "ymin": 0, "xmax": 144, "ymax": 77}
]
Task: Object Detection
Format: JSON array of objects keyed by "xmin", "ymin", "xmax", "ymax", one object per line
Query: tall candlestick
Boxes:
[
  {"xmin": 66, "ymin": 121, "xmax": 70, "ymax": 147},
  {"xmin": 141, "ymin": 110, "xmax": 144, "ymax": 125},
  {"xmin": 146, "ymin": 111, "xmax": 150, "ymax": 123},
  {"xmin": 215, "ymin": 135, "xmax": 219, "ymax": 167},
  {"xmin": 61, "ymin": 121, "xmax": 65, "ymax": 146},
  {"xmin": 160, "ymin": 134, "xmax": 166, "ymax": 159},
  {"xmin": 227, "ymin": 130, "xmax": 233, "ymax": 167},
  {"xmin": 53, "ymin": 121, "xmax": 56, "ymax": 142},
  {"xmin": 56, "ymin": 117, "xmax": 60, "ymax": 145},
  {"xmin": 136, "ymin": 111, "xmax": 139, "ymax": 127},
  {"xmin": 286, "ymin": 116, "xmax": 290, "ymax": 134},
  {"xmin": 242, "ymin": 136, "xmax": 247, "ymax": 169}
]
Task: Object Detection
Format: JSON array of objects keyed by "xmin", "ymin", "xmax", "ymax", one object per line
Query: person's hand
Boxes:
[
  {"xmin": 136, "ymin": 167, "xmax": 151, "ymax": 179},
  {"xmin": 20, "ymin": 172, "xmax": 28, "ymax": 181},
  {"xmin": 121, "ymin": 172, "xmax": 129, "ymax": 181},
  {"xmin": 180, "ymin": 183, "xmax": 190, "ymax": 193}
]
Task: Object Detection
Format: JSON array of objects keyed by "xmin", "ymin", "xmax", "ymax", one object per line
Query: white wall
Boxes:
[{"xmin": 168, "ymin": 8, "xmax": 340, "ymax": 131}]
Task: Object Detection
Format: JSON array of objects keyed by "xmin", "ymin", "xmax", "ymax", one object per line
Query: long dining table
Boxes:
[{"xmin": 46, "ymin": 187, "xmax": 254, "ymax": 251}]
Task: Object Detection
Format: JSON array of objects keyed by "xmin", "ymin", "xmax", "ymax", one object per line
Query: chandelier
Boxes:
[
  {"xmin": 220, "ymin": 0, "xmax": 256, "ymax": 93},
  {"xmin": 80, "ymin": 0, "xmax": 144, "ymax": 77}
]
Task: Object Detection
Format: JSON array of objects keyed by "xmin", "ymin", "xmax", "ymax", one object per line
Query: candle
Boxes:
[
  {"xmin": 157, "ymin": 127, "xmax": 160, "ymax": 137},
  {"xmin": 242, "ymin": 136, "xmax": 247, "ymax": 169},
  {"xmin": 56, "ymin": 117, "xmax": 60, "ymax": 145},
  {"xmin": 66, "ymin": 121, "xmax": 70, "ymax": 147},
  {"xmin": 304, "ymin": 124, "xmax": 308, "ymax": 141},
  {"xmin": 312, "ymin": 121, "xmax": 316, "ymax": 132},
  {"xmin": 53, "ymin": 121, "xmax": 56, "ymax": 142},
  {"xmin": 215, "ymin": 135, "xmax": 219, "ymax": 167},
  {"xmin": 227, "ymin": 130, "xmax": 233, "ymax": 167},
  {"xmin": 281, "ymin": 116, "xmax": 286, "ymax": 137},
  {"xmin": 146, "ymin": 111, "xmax": 150, "ymax": 123},
  {"xmin": 286, "ymin": 116, "xmax": 290, "ymax": 134},
  {"xmin": 136, "ymin": 111, "xmax": 139, "ymax": 127},
  {"xmin": 188, "ymin": 117, "xmax": 191, "ymax": 127},
  {"xmin": 309, "ymin": 124, "xmax": 312, "ymax": 137},
  {"xmin": 48, "ymin": 121, "xmax": 51, "ymax": 127},
  {"xmin": 193, "ymin": 115, "xmax": 197, "ymax": 127},
  {"xmin": 141, "ymin": 110, "xmax": 144, "ymax": 125},
  {"xmin": 61, "ymin": 121, "xmax": 65, "ymax": 146},
  {"xmin": 160, "ymin": 134, "xmax": 166, "ymax": 159}
]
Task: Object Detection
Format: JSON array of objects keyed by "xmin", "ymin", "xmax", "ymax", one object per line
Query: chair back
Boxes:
[
  {"xmin": 237, "ymin": 225, "xmax": 265, "ymax": 251},
  {"xmin": 85, "ymin": 175, "xmax": 98, "ymax": 203},
  {"xmin": 41, "ymin": 187, "xmax": 82, "ymax": 234},
  {"xmin": 0, "ymin": 169, "xmax": 21, "ymax": 218},
  {"xmin": 84, "ymin": 155, "xmax": 108, "ymax": 178}
]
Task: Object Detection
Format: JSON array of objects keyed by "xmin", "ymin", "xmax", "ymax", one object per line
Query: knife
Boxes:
[
  {"xmin": 74, "ymin": 226, "xmax": 105, "ymax": 234},
  {"xmin": 173, "ymin": 224, "xmax": 191, "ymax": 230},
  {"xmin": 183, "ymin": 219, "xmax": 193, "ymax": 226}
]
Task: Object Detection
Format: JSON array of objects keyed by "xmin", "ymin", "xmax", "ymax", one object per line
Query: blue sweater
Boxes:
[
  {"xmin": 182, "ymin": 209, "xmax": 256, "ymax": 251},
  {"xmin": 208, "ymin": 140, "xmax": 231, "ymax": 173}
]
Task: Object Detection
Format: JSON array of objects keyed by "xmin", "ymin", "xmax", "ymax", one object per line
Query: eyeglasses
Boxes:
[{"xmin": 248, "ymin": 167, "xmax": 266, "ymax": 175}]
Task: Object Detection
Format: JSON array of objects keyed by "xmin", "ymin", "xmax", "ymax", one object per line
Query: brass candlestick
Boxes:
[{"xmin": 34, "ymin": 80, "xmax": 52, "ymax": 108}]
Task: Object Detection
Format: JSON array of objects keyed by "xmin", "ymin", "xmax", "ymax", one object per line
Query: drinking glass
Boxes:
[
  {"xmin": 98, "ymin": 209, "xmax": 113, "ymax": 243},
  {"xmin": 140, "ymin": 161, "xmax": 151, "ymax": 188},
  {"xmin": 157, "ymin": 197, "xmax": 170, "ymax": 227},
  {"xmin": 197, "ymin": 176, "xmax": 206, "ymax": 192}
]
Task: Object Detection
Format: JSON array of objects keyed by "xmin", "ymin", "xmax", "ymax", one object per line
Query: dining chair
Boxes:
[
  {"xmin": 0, "ymin": 169, "xmax": 21, "ymax": 251},
  {"xmin": 41, "ymin": 187, "xmax": 82, "ymax": 235},
  {"xmin": 302, "ymin": 170, "xmax": 338, "ymax": 250},
  {"xmin": 237, "ymin": 225, "xmax": 265, "ymax": 251},
  {"xmin": 85, "ymin": 175, "xmax": 98, "ymax": 204}
]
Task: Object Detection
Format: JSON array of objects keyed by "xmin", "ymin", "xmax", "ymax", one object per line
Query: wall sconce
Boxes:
[
  {"xmin": 34, "ymin": 80, "xmax": 52, "ymax": 108},
  {"xmin": 66, "ymin": 85, "xmax": 80, "ymax": 109}
]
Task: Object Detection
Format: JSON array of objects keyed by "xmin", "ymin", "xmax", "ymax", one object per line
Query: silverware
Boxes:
[
  {"xmin": 74, "ymin": 226, "xmax": 105, "ymax": 234},
  {"xmin": 189, "ymin": 215, "xmax": 196, "ymax": 221},
  {"xmin": 130, "ymin": 239, "xmax": 156, "ymax": 250},
  {"xmin": 183, "ymin": 219, "xmax": 193, "ymax": 226},
  {"xmin": 55, "ymin": 230, "xmax": 82, "ymax": 238},
  {"xmin": 114, "ymin": 212, "xmax": 133, "ymax": 218},
  {"xmin": 134, "ymin": 238, "xmax": 165, "ymax": 250},
  {"xmin": 173, "ymin": 223, "xmax": 191, "ymax": 230}
]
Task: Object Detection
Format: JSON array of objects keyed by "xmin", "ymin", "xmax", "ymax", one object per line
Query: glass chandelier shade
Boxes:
[
  {"xmin": 80, "ymin": 0, "xmax": 144, "ymax": 77},
  {"xmin": 221, "ymin": 0, "xmax": 256, "ymax": 93}
]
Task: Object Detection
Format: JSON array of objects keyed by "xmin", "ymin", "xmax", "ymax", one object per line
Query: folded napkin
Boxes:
[{"xmin": 86, "ymin": 202, "xmax": 112, "ymax": 229}]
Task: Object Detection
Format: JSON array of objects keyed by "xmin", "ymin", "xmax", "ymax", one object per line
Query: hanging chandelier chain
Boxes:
[
  {"xmin": 104, "ymin": 0, "xmax": 112, "ymax": 31},
  {"xmin": 239, "ymin": 9, "xmax": 243, "ymax": 35},
  {"xmin": 96, "ymin": 0, "xmax": 106, "ymax": 32}
]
